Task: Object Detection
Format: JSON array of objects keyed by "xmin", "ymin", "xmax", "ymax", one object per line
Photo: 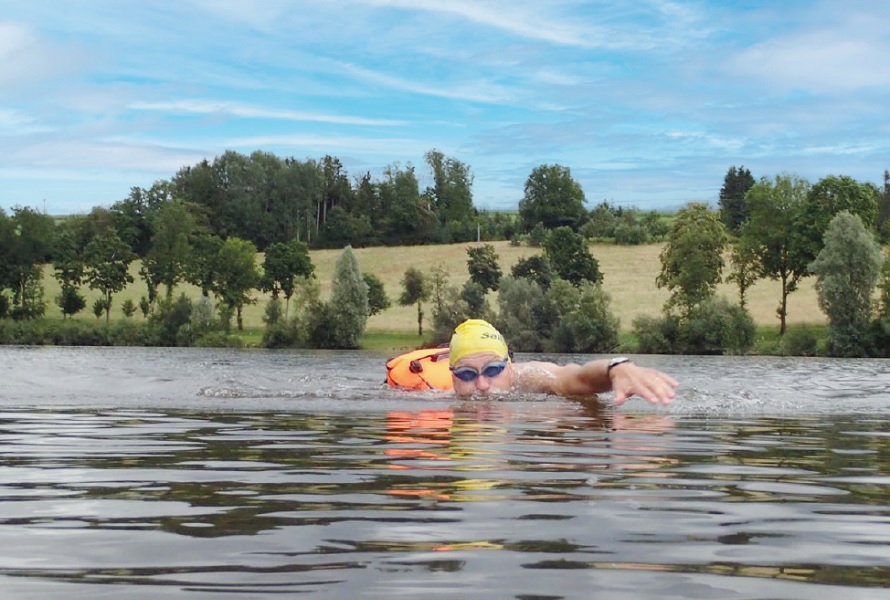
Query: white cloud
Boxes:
[
  {"xmin": 728, "ymin": 9, "xmax": 890, "ymax": 94},
  {"xmin": 0, "ymin": 108, "xmax": 50, "ymax": 135},
  {"xmin": 130, "ymin": 101, "xmax": 407, "ymax": 127}
]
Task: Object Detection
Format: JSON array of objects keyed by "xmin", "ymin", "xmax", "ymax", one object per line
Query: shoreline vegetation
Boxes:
[{"xmin": 26, "ymin": 240, "xmax": 830, "ymax": 355}]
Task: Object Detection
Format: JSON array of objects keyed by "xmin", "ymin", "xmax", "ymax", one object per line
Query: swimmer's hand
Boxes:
[{"xmin": 609, "ymin": 363, "xmax": 679, "ymax": 406}]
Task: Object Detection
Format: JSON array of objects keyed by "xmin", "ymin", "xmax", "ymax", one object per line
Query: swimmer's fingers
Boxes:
[{"xmin": 612, "ymin": 367, "xmax": 678, "ymax": 406}]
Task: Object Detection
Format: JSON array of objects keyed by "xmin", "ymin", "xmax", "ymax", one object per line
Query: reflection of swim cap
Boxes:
[{"xmin": 449, "ymin": 319, "xmax": 509, "ymax": 366}]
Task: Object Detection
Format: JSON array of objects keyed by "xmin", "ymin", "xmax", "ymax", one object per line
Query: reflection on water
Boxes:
[{"xmin": 1, "ymin": 346, "xmax": 890, "ymax": 599}]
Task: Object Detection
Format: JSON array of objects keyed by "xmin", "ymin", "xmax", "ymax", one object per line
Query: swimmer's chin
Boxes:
[{"xmin": 458, "ymin": 388, "xmax": 511, "ymax": 399}]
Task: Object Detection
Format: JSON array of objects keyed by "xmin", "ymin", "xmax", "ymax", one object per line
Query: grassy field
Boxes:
[{"xmin": 41, "ymin": 241, "xmax": 825, "ymax": 343}]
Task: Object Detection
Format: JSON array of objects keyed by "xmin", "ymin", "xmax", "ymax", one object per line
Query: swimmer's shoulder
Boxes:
[{"xmin": 512, "ymin": 361, "xmax": 561, "ymax": 394}]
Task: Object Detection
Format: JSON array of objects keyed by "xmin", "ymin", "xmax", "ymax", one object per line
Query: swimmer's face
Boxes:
[{"xmin": 451, "ymin": 352, "xmax": 513, "ymax": 397}]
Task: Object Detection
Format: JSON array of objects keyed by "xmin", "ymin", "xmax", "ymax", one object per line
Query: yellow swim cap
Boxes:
[{"xmin": 449, "ymin": 319, "xmax": 509, "ymax": 366}]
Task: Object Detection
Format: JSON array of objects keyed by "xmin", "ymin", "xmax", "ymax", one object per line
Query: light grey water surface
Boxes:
[{"xmin": 1, "ymin": 346, "xmax": 890, "ymax": 599}]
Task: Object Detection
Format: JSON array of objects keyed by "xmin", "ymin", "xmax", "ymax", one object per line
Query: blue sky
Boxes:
[{"xmin": 2, "ymin": 1, "xmax": 889, "ymax": 215}]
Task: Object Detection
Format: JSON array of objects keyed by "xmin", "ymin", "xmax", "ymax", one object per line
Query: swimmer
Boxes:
[{"xmin": 449, "ymin": 319, "xmax": 678, "ymax": 405}]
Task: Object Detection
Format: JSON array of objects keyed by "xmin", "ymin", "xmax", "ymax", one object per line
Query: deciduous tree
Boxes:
[
  {"xmin": 542, "ymin": 227, "xmax": 600, "ymax": 286},
  {"xmin": 466, "ymin": 243, "xmax": 502, "ymax": 292},
  {"xmin": 211, "ymin": 237, "xmax": 260, "ymax": 331},
  {"xmin": 84, "ymin": 230, "xmax": 136, "ymax": 323},
  {"xmin": 657, "ymin": 203, "xmax": 726, "ymax": 316},
  {"xmin": 261, "ymin": 239, "xmax": 314, "ymax": 318},
  {"xmin": 519, "ymin": 164, "xmax": 587, "ymax": 232},
  {"xmin": 399, "ymin": 267, "xmax": 429, "ymax": 336},
  {"xmin": 740, "ymin": 174, "xmax": 810, "ymax": 334}
]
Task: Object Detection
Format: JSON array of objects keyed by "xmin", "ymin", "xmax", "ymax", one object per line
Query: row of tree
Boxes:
[{"xmin": 4, "ymin": 148, "xmax": 890, "ymax": 357}]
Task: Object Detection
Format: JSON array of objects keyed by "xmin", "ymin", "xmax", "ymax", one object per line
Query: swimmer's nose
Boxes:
[{"xmin": 475, "ymin": 375, "xmax": 491, "ymax": 392}]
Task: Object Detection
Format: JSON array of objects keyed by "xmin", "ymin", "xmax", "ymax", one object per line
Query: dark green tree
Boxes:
[
  {"xmin": 466, "ymin": 243, "xmax": 502, "ymax": 292},
  {"xmin": 379, "ymin": 163, "xmax": 437, "ymax": 244},
  {"xmin": 261, "ymin": 239, "xmax": 314, "ymax": 318},
  {"xmin": 424, "ymin": 149, "xmax": 475, "ymax": 237},
  {"xmin": 84, "ymin": 230, "xmax": 136, "ymax": 323},
  {"xmin": 110, "ymin": 181, "xmax": 172, "ymax": 256},
  {"xmin": 57, "ymin": 286, "xmax": 87, "ymax": 319},
  {"xmin": 363, "ymin": 272, "xmax": 390, "ymax": 317},
  {"xmin": 809, "ymin": 211, "xmax": 882, "ymax": 357},
  {"xmin": 145, "ymin": 200, "xmax": 195, "ymax": 299},
  {"xmin": 399, "ymin": 267, "xmax": 429, "ymax": 336},
  {"xmin": 718, "ymin": 165, "xmax": 755, "ymax": 234},
  {"xmin": 511, "ymin": 255, "xmax": 553, "ymax": 289},
  {"xmin": 186, "ymin": 234, "xmax": 224, "ymax": 297},
  {"xmin": 798, "ymin": 175, "xmax": 879, "ymax": 265},
  {"xmin": 542, "ymin": 226, "xmax": 601, "ymax": 286},
  {"xmin": 519, "ymin": 164, "xmax": 587, "ymax": 232},
  {"xmin": 1, "ymin": 207, "xmax": 55, "ymax": 319},
  {"xmin": 656, "ymin": 203, "xmax": 726, "ymax": 316}
]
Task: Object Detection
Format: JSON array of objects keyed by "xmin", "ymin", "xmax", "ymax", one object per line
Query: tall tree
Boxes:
[
  {"xmin": 186, "ymin": 234, "xmax": 224, "ymax": 298},
  {"xmin": 83, "ymin": 230, "xmax": 136, "ymax": 323},
  {"xmin": 211, "ymin": 237, "xmax": 260, "ymax": 330},
  {"xmin": 326, "ymin": 246, "xmax": 369, "ymax": 348},
  {"xmin": 741, "ymin": 174, "xmax": 810, "ymax": 334},
  {"xmin": 320, "ymin": 155, "xmax": 353, "ymax": 231},
  {"xmin": 399, "ymin": 267, "xmax": 429, "ymax": 336},
  {"xmin": 2, "ymin": 207, "xmax": 55, "ymax": 319},
  {"xmin": 657, "ymin": 202, "xmax": 727, "ymax": 316},
  {"xmin": 519, "ymin": 164, "xmax": 587, "ymax": 232},
  {"xmin": 424, "ymin": 149, "xmax": 475, "ymax": 233},
  {"xmin": 378, "ymin": 163, "xmax": 437, "ymax": 244},
  {"xmin": 809, "ymin": 211, "xmax": 882, "ymax": 357},
  {"xmin": 145, "ymin": 201, "xmax": 195, "ymax": 299},
  {"xmin": 718, "ymin": 165, "xmax": 755, "ymax": 234}
]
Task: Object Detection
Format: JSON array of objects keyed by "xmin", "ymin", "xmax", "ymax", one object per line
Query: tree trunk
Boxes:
[
  {"xmin": 416, "ymin": 302, "xmax": 424, "ymax": 336},
  {"xmin": 779, "ymin": 275, "xmax": 788, "ymax": 335}
]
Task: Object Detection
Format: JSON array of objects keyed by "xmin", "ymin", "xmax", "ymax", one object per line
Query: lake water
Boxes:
[{"xmin": 2, "ymin": 346, "xmax": 890, "ymax": 599}]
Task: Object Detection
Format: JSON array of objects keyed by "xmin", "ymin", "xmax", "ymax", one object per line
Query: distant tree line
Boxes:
[{"xmin": 3, "ymin": 150, "xmax": 890, "ymax": 357}]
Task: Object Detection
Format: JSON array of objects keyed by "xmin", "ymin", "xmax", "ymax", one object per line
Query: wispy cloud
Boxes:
[{"xmin": 130, "ymin": 101, "xmax": 407, "ymax": 127}]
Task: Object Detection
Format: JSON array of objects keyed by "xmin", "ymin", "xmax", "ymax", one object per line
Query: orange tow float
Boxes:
[{"xmin": 385, "ymin": 347, "xmax": 453, "ymax": 391}]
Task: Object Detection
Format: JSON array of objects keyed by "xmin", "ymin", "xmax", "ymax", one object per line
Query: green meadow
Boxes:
[{"xmin": 39, "ymin": 241, "xmax": 825, "ymax": 351}]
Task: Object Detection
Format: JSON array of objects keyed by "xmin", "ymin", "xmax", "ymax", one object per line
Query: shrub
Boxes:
[
  {"xmin": 632, "ymin": 314, "xmax": 680, "ymax": 354},
  {"xmin": 495, "ymin": 276, "xmax": 548, "ymax": 352},
  {"xmin": 781, "ymin": 325, "xmax": 819, "ymax": 357},
  {"xmin": 681, "ymin": 298, "xmax": 755, "ymax": 355},
  {"xmin": 550, "ymin": 282, "xmax": 619, "ymax": 353}
]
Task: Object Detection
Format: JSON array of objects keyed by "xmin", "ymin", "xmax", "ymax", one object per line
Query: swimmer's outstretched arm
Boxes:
[{"xmin": 515, "ymin": 359, "xmax": 678, "ymax": 405}]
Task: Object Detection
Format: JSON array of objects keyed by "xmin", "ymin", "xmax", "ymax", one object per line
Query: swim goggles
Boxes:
[{"xmin": 450, "ymin": 359, "xmax": 509, "ymax": 382}]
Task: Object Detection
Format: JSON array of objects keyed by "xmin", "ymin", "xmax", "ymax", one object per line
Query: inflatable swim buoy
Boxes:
[{"xmin": 385, "ymin": 347, "xmax": 453, "ymax": 391}]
